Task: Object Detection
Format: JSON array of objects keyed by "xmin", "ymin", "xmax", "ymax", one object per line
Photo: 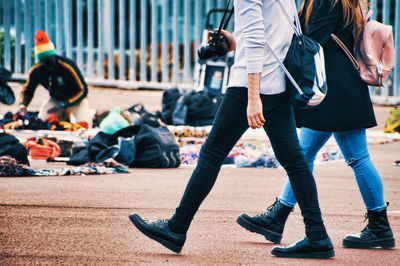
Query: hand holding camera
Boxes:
[
  {"xmin": 197, "ymin": 29, "xmax": 235, "ymax": 60},
  {"xmin": 197, "ymin": 3, "xmax": 235, "ymax": 60}
]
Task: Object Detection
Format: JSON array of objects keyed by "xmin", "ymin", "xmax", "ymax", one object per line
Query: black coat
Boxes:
[{"xmin": 294, "ymin": 0, "xmax": 377, "ymax": 131}]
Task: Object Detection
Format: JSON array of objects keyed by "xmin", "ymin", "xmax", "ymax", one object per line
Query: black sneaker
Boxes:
[
  {"xmin": 129, "ymin": 213, "xmax": 186, "ymax": 253},
  {"xmin": 271, "ymin": 236, "xmax": 335, "ymax": 259}
]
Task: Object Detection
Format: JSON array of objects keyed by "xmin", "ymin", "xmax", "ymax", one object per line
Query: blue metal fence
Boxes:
[{"xmin": 1, "ymin": 0, "xmax": 399, "ymax": 104}]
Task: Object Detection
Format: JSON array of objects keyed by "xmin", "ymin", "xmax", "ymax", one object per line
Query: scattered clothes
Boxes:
[
  {"xmin": 67, "ymin": 147, "xmax": 90, "ymax": 166},
  {"xmin": 68, "ymin": 125, "xmax": 140, "ymax": 166},
  {"xmin": 0, "ymin": 156, "xmax": 26, "ymax": 176},
  {"xmin": 24, "ymin": 138, "xmax": 61, "ymax": 160},
  {"xmin": 0, "ymin": 155, "xmax": 129, "ymax": 177},
  {"xmin": 1, "ymin": 111, "xmax": 50, "ymax": 130},
  {"xmin": 99, "ymin": 107, "xmax": 130, "ymax": 135},
  {"xmin": 180, "ymin": 142, "xmax": 343, "ymax": 168},
  {"xmin": 92, "ymin": 110, "xmax": 110, "ymax": 128}
]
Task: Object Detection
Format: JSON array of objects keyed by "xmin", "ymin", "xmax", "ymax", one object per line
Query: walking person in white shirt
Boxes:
[{"xmin": 128, "ymin": 0, "xmax": 334, "ymax": 258}]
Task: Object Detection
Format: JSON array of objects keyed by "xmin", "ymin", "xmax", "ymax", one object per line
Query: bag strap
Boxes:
[
  {"xmin": 276, "ymin": 0, "xmax": 302, "ymax": 36},
  {"xmin": 264, "ymin": 41, "xmax": 303, "ymax": 95},
  {"xmin": 265, "ymin": 0, "xmax": 302, "ymax": 95},
  {"xmin": 331, "ymin": 33, "xmax": 360, "ymax": 72}
]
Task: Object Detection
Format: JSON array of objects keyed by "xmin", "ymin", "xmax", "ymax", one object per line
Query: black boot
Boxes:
[
  {"xmin": 129, "ymin": 213, "xmax": 186, "ymax": 253},
  {"xmin": 236, "ymin": 198, "xmax": 293, "ymax": 244},
  {"xmin": 271, "ymin": 236, "xmax": 335, "ymax": 259},
  {"xmin": 342, "ymin": 206, "xmax": 395, "ymax": 249}
]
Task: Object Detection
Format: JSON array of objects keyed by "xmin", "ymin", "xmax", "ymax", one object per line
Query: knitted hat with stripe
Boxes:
[{"xmin": 34, "ymin": 30, "xmax": 57, "ymax": 61}]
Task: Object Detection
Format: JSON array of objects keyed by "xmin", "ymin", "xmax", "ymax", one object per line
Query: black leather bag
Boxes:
[{"xmin": 134, "ymin": 124, "xmax": 180, "ymax": 168}]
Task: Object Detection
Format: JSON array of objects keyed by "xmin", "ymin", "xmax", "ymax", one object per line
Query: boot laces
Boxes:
[
  {"xmin": 360, "ymin": 212, "xmax": 370, "ymax": 232},
  {"xmin": 361, "ymin": 202, "xmax": 390, "ymax": 232},
  {"xmin": 256, "ymin": 198, "xmax": 279, "ymax": 217}
]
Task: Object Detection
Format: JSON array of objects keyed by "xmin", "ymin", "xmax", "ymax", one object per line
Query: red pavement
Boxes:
[{"xmin": 0, "ymin": 83, "xmax": 399, "ymax": 265}]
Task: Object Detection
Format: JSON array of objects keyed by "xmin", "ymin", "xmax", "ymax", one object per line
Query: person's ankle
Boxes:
[
  {"xmin": 307, "ymin": 231, "xmax": 329, "ymax": 241},
  {"xmin": 168, "ymin": 220, "xmax": 187, "ymax": 235}
]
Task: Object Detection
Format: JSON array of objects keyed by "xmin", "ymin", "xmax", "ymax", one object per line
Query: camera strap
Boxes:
[{"xmin": 215, "ymin": 0, "xmax": 234, "ymax": 42}]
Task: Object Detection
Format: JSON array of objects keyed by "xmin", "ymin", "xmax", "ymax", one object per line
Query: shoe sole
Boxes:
[
  {"xmin": 129, "ymin": 214, "xmax": 182, "ymax": 254},
  {"xmin": 342, "ymin": 237, "xmax": 395, "ymax": 249},
  {"xmin": 236, "ymin": 215, "xmax": 282, "ymax": 244},
  {"xmin": 271, "ymin": 249, "xmax": 335, "ymax": 259}
]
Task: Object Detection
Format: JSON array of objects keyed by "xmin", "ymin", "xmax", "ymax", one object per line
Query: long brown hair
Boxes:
[{"xmin": 300, "ymin": 0, "xmax": 369, "ymax": 42}]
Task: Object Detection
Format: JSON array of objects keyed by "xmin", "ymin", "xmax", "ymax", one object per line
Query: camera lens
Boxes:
[{"xmin": 197, "ymin": 46, "xmax": 216, "ymax": 60}]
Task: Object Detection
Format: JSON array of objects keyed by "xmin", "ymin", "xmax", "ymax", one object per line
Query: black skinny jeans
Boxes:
[{"xmin": 169, "ymin": 87, "xmax": 328, "ymax": 240}]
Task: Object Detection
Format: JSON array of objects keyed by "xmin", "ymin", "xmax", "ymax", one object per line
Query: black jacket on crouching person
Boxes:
[
  {"xmin": 20, "ymin": 55, "xmax": 88, "ymax": 108},
  {"xmin": 294, "ymin": 0, "xmax": 377, "ymax": 132}
]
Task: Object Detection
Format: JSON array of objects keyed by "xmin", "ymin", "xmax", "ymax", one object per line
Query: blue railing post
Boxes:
[
  {"xmin": 172, "ymin": 0, "xmax": 179, "ymax": 83},
  {"xmin": 64, "ymin": 0, "xmax": 73, "ymax": 59},
  {"xmin": 195, "ymin": 0, "xmax": 202, "ymax": 61},
  {"xmin": 77, "ymin": 0, "xmax": 84, "ymax": 71},
  {"xmin": 87, "ymin": 0, "xmax": 94, "ymax": 78},
  {"xmin": 55, "ymin": 0, "xmax": 64, "ymax": 55},
  {"xmin": 183, "ymin": 0, "xmax": 191, "ymax": 82},
  {"xmin": 370, "ymin": 0, "xmax": 378, "ymax": 20},
  {"xmin": 161, "ymin": 0, "xmax": 168, "ymax": 82},
  {"xmin": 3, "ymin": 0, "xmax": 11, "ymax": 70},
  {"xmin": 140, "ymin": 0, "xmax": 148, "ymax": 82},
  {"xmin": 15, "ymin": 0, "xmax": 22, "ymax": 74},
  {"xmin": 98, "ymin": 0, "xmax": 104, "ymax": 79},
  {"xmin": 107, "ymin": 0, "xmax": 116, "ymax": 80},
  {"xmin": 382, "ymin": 0, "xmax": 390, "ymax": 25},
  {"xmin": 119, "ymin": 0, "xmax": 126, "ymax": 80},
  {"xmin": 34, "ymin": 0, "xmax": 41, "ymax": 32},
  {"xmin": 45, "ymin": 0, "xmax": 52, "ymax": 36},
  {"xmin": 129, "ymin": 0, "xmax": 137, "ymax": 81},
  {"xmin": 24, "ymin": 0, "xmax": 33, "ymax": 72},
  {"xmin": 151, "ymin": 0, "xmax": 158, "ymax": 82}
]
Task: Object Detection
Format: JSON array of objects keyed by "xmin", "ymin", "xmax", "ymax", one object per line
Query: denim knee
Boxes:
[{"xmin": 346, "ymin": 151, "xmax": 371, "ymax": 168}]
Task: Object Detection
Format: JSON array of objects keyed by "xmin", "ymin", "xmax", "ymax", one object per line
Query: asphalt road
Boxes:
[{"xmin": 1, "ymin": 83, "xmax": 399, "ymax": 265}]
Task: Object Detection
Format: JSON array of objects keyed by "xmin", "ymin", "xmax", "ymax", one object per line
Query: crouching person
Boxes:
[{"xmin": 19, "ymin": 30, "xmax": 92, "ymax": 128}]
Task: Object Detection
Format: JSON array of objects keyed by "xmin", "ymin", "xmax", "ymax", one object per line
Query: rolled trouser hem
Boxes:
[
  {"xmin": 306, "ymin": 226, "xmax": 329, "ymax": 241},
  {"xmin": 169, "ymin": 214, "xmax": 192, "ymax": 235}
]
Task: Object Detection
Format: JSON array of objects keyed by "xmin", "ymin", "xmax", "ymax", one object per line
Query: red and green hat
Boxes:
[{"xmin": 34, "ymin": 30, "xmax": 57, "ymax": 61}]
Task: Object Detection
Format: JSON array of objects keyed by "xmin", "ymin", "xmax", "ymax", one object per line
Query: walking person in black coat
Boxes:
[{"xmin": 238, "ymin": 0, "xmax": 395, "ymax": 250}]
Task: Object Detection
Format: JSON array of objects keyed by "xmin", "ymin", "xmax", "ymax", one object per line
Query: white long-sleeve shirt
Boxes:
[{"xmin": 228, "ymin": 0, "xmax": 296, "ymax": 95}]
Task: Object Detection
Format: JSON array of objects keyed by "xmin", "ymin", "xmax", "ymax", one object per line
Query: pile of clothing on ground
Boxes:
[
  {"xmin": 0, "ymin": 102, "xmax": 182, "ymax": 176},
  {"xmin": 1, "ymin": 88, "xmax": 351, "ymax": 175}
]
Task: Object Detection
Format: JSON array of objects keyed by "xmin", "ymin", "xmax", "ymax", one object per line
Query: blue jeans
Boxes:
[
  {"xmin": 169, "ymin": 88, "xmax": 328, "ymax": 240},
  {"xmin": 279, "ymin": 127, "xmax": 385, "ymax": 211}
]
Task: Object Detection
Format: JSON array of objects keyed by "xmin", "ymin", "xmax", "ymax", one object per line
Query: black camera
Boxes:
[{"xmin": 197, "ymin": 31, "xmax": 231, "ymax": 60}]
